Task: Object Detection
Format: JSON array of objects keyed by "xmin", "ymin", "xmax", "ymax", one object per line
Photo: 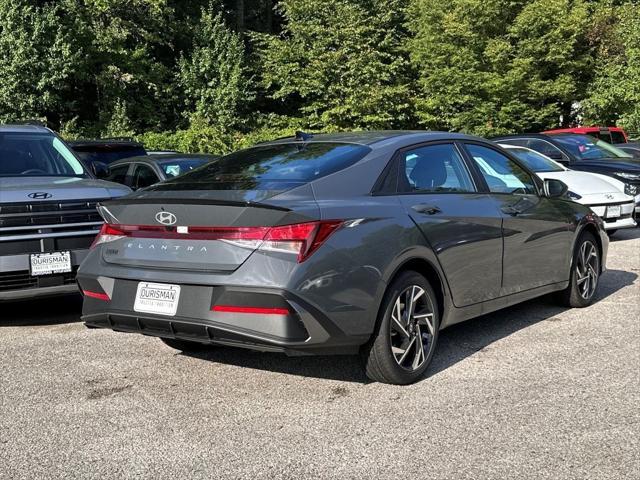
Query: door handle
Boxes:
[{"xmin": 412, "ymin": 204, "xmax": 442, "ymax": 215}]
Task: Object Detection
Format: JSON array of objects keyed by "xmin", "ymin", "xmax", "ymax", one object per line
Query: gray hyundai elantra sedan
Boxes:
[{"xmin": 78, "ymin": 131, "xmax": 608, "ymax": 384}]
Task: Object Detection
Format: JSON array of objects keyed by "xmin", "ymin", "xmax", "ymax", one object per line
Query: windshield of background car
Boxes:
[
  {"xmin": 506, "ymin": 147, "xmax": 564, "ymax": 172},
  {"xmin": 553, "ymin": 134, "xmax": 633, "ymax": 161},
  {"xmin": 73, "ymin": 146, "xmax": 147, "ymax": 165},
  {"xmin": 158, "ymin": 158, "xmax": 210, "ymax": 178},
  {"xmin": 150, "ymin": 142, "xmax": 372, "ymax": 191},
  {"xmin": 0, "ymin": 132, "xmax": 86, "ymax": 177}
]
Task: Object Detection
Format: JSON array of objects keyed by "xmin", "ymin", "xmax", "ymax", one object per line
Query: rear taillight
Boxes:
[
  {"xmin": 82, "ymin": 290, "xmax": 110, "ymax": 301},
  {"xmin": 90, "ymin": 221, "xmax": 343, "ymax": 262}
]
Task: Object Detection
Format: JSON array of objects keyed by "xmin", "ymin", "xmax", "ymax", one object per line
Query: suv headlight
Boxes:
[
  {"xmin": 615, "ymin": 172, "xmax": 640, "ymax": 181},
  {"xmin": 567, "ymin": 190, "xmax": 582, "ymax": 201},
  {"xmin": 624, "ymin": 183, "xmax": 638, "ymax": 196}
]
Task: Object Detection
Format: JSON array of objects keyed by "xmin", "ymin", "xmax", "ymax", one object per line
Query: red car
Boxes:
[{"xmin": 543, "ymin": 126, "xmax": 629, "ymax": 144}]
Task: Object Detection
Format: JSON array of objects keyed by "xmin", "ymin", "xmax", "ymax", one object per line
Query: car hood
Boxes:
[
  {"xmin": 573, "ymin": 158, "xmax": 640, "ymax": 172},
  {"xmin": 0, "ymin": 176, "xmax": 131, "ymax": 203},
  {"xmin": 537, "ymin": 171, "xmax": 626, "ymax": 194}
]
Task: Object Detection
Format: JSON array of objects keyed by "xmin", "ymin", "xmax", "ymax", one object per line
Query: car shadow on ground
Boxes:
[
  {"xmin": 183, "ymin": 267, "xmax": 637, "ymax": 385},
  {"xmin": 0, "ymin": 293, "xmax": 83, "ymax": 327}
]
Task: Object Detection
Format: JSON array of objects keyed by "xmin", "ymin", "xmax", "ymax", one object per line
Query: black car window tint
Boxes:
[
  {"xmin": 107, "ymin": 164, "xmax": 130, "ymax": 184},
  {"xmin": 399, "ymin": 143, "xmax": 475, "ymax": 193},
  {"xmin": 467, "ymin": 144, "xmax": 537, "ymax": 195}
]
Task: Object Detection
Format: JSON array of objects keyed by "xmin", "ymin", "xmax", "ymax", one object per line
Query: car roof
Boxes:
[
  {"xmin": 543, "ymin": 126, "xmax": 626, "ymax": 134},
  {"xmin": 68, "ymin": 138, "xmax": 144, "ymax": 149},
  {"xmin": 0, "ymin": 124, "xmax": 52, "ymax": 133},
  {"xmin": 492, "ymin": 133, "xmax": 555, "ymax": 140},
  {"xmin": 109, "ymin": 153, "xmax": 219, "ymax": 166},
  {"xmin": 263, "ymin": 130, "xmax": 487, "ymax": 147}
]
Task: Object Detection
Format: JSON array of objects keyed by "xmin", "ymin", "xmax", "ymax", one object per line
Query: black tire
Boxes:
[
  {"xmin": 558, "ymin": 232, "xmax": 601, "ymax": 308},
  {"xmin": 160, "ymin": 337, "xmax": 209, "ymax": 352},
  {"xmin": 607, "ymin": 229, "xmax": 617, "ymax": 237},
  {"xmin": 361, "ymin": 271, "xmax": 440, "ymax": 385}
]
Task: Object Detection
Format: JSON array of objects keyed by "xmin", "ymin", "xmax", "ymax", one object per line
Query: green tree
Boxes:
[
  {"xmin": 258, "ymin": 0, "xmax": 413, "ymax": 130},
  {"xmin": 583, "ymin": 1, "xmax": 640, "ymax": 131},
  {"xmin": 0, "ymin": 0, "xmax": 83, "ymax": 125},
  {"xmin": 179, "ymin": 5, "xmax": 252, "ymax": 131},
  {"xmin": 408, "ymin": 0, "xmax": 593, "ymax": 136}
]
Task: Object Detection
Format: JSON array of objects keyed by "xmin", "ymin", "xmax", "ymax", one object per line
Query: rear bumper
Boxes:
[{"xmin": 79, "ymin": 279, "xmax": 368, "ymax": 355}]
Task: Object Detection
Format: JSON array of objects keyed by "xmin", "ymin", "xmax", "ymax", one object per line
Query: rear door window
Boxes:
[
  {"xmin": 152, "ymin": 143, "xmax": 371, "ymax": 191},
  {"xmin": 398, "ymin": 143, "xmax": 475, "ymax": 193},
  {"xmin": 132, "ymin": 164, "xmax": 159, "ymax": 189},
  {"xmin": 107, "ymin": 164, "xmax": 131, "ymax": 184}
]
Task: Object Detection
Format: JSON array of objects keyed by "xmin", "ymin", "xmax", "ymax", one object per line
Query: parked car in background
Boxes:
[
  {"xmin": 69, "ymin": 138, "xmax": 147, "ymax": 172},
  {"xmin": 79, "ymin": 131, "xmax": 607, "ymax": 385},
  {"xmin": 106, "ymin": 154, "xmax": 218, "ymax": 190},
  {"xmin": 499, "ymin": 144, "xmax": 636, "ymax": 235},
  {"xmin": 0, "ymin": 124, "xmax": 130, "ymax": 300},
  {"xmin": 543, "ymin": 126, "xmax": 629, "ymax": 144},
  {"xmin": 493, "ymin": 133, "xmax": 640, "ymax": 217}
]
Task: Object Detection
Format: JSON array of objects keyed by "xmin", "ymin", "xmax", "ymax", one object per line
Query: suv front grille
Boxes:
[
  {"xmin": 0, "ymin": 200, "xmax": 104, "ymax": 228},
  {"xmin": 0, "ymin": 199, "xmax": 107, "ymax": 256},
  {"xmin": 0, "ymin": 267, "xmax": 78, "ymax": 292}
]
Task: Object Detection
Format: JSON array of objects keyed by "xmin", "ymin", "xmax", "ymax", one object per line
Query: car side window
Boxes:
[
  {"xmin": 466, "ymin": 144, "xmax": 537, "ymax": 195},
  {"xmin": 398, "ymin": 143, "xmax": 475, "ymax": 193},
  {"xmin": 106, "ymin": 164, "xmax": 130, "ymax": 184},
  {"xmin": 133, "ymin": 164, "xmax": 159, "ymax": 189}
]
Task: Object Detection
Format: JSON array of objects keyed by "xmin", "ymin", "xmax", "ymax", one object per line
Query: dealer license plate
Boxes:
[
  {"xmin": 133, "ymin": 282, "xmax": 181, "ymax": 316},
  {"xmin": 29, "ymin": 251, "xmax": 72, "ymax": 276}
]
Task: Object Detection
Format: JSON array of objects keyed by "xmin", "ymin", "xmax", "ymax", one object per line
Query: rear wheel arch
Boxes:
[{"xmin": 385, "ymin": 257, "xmax": 446, "ymax": 322}]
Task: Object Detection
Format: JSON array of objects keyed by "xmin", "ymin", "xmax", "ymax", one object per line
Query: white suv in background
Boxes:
[{"xmin": 498, "ymin": 144, "xmax": 636, "ymax": 235}]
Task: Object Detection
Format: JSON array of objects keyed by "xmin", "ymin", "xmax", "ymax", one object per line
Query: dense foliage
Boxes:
[{"xmin": 0, "ymin": 0, "xmax": 638, "ymax": 153}]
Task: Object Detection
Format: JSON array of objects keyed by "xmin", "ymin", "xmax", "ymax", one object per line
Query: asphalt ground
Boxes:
[{"xmin": 1, "ymin": 228, "xmax": 638, "ymax": 479}]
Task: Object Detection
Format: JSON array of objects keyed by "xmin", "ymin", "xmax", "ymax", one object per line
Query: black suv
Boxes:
[{"xmin": 69, "ymin": 138, "xmax": 147, "ymax": 170}]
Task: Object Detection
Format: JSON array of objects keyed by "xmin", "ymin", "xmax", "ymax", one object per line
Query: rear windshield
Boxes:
[
  {"xmin": 0, "ymin": 132, "xmax": 86, "ymax": 177},
  {"xmin": 72, "ymin": 145, "xmax": 147, "ymax": 165},
  {"xmin": 149, "ymin": 142, "xmax": 371, "ymax": 191}
]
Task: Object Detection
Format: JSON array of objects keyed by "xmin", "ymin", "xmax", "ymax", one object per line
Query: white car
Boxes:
[{"xmin": 495, "ymin": 144, "xmax": 637, "ymax": 234}]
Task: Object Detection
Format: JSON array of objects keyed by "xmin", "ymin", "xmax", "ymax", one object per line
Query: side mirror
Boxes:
[
  {"xmin": 544, "ymin": 178, "xmax": 568, "ymax": 198},
  {"xmin": 91, "ymin": 161, "xmax": 110, "ymax": 179}
]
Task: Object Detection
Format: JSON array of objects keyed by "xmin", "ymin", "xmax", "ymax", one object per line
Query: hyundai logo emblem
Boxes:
[
  {"xmin": 155, "ymin": 211, "xmax": 177, "ymax": 226},
  {"xmin": 605, "ymin": 194, "xmax": 614, "ymax": 200},
  {"xmin": 28, "ymin": 192, "xmax": 52, "ymax": 199}
]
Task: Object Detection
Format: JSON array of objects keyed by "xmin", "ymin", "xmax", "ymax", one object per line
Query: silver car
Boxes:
[{"xmin": 0, "ymin": 125, "xmax": 130, "ymax": 301}]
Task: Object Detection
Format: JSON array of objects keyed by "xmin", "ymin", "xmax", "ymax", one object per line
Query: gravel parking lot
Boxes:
[{"xmin": 1, "ymin": 229, "xmax": 638, "ymax": 480}]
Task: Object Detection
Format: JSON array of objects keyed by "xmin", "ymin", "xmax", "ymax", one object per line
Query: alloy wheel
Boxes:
[
  {"xmin": 576, "ymin": 240, "xmax": 599, "ymax": 300},
  {"xmin": 389, "ymin": 285, "xmax": 436, "ymax": 371}
]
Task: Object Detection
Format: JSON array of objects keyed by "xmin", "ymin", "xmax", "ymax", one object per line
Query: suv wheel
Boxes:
[
  {"xmin": 559, "ymin": 232, "xmax": 600, "ymax": 307},
  {"xmin": 362, "ymin": 271, "xmax": 440, "ymax": 385}
]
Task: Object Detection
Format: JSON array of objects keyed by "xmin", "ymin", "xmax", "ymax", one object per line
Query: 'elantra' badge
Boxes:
[
  {"xmin": 155, "ymin": 211, "xmax": 177, "ymax": 226},
  {"xmin": 28, "ymin": 192, "xmax": 52, "ymax": 199}
]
